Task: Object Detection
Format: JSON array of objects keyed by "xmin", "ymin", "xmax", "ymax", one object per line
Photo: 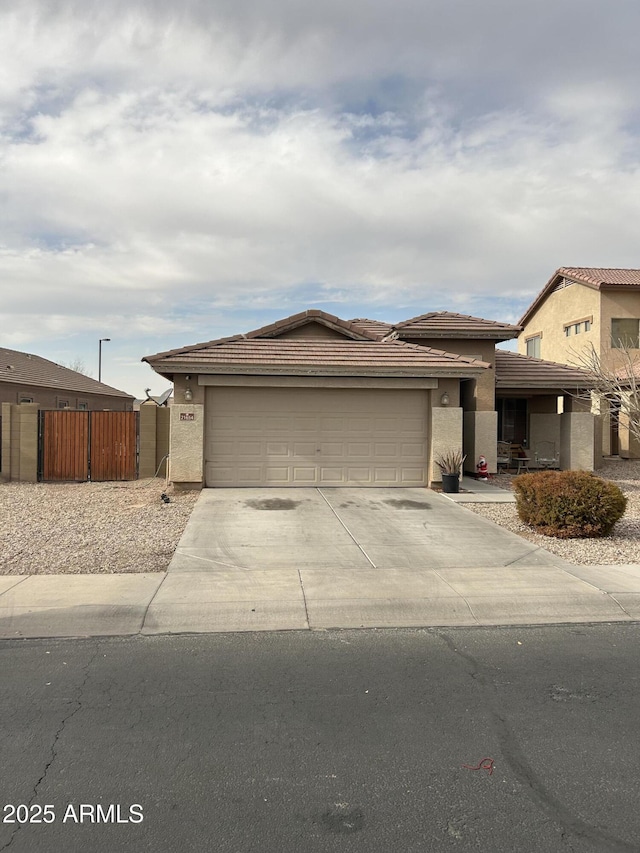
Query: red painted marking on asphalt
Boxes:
[{"xmin": 462, "ymin": 757, "xmax": 494, "ymax": 775}]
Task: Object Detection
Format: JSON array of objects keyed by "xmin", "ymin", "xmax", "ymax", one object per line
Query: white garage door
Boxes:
[{"xmin": 205, "ymin": 386, "xmax": 428, "ymax": 487}]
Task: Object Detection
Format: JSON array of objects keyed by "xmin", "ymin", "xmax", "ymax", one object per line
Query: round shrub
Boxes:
[{"xmin": 513, "ymin": 470, "xmax": 627, "ymax": 539}]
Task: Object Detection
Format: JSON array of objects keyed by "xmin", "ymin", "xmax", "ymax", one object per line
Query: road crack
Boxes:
[
  {"xmin": 437, "ymin": 630, "xmax": 637, "ymax": 853},
  {"xmin": 0, "ymin": 643, "xmax": 101, "ymax": 852}
]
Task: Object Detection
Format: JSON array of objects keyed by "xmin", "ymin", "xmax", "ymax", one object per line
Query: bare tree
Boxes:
[
  {"xmin": 569, "ymin": 342, "xmax": 640, "ymax": 447},
  {"xmin": 60, "ymin": 357, "xmax": 94, "ymax": 377}
]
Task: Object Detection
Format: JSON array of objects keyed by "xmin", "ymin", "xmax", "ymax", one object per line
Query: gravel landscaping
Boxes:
[
  {"xmin": 465, "ymin": 460, "xmax": 640, "ymax": 565},
  {"xmin": 0, "ymin": 479, "xmax": 199, "ymax": 574},
  {"xmin": 3, "ymin": 461, "xmax": 639, "ymax": 574}
]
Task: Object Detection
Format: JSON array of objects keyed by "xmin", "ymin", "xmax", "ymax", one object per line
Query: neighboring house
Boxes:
[
  {"xmin": 143, "ymin": 309, "xmax": 596, "ymax": 489},
  {"xmin": 0, "ymin": 347, "xmax": 135, "ymax": 410},
  {"xmin": 518, "ymin": 267, "xmax": 640, "ymax": 456}
]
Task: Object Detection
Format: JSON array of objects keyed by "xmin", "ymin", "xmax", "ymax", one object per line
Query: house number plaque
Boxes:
[{"xmin": 180, "ymin": 412, "xmax": 195, "ymax": 421}]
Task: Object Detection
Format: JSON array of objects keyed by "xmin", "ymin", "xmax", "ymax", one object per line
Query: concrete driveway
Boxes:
[{"xmin": 141, "ymin": 487, "xmax": 632, "ymax": 633}]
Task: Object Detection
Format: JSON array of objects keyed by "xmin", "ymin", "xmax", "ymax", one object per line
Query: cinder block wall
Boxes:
[{"xmin": 1, "ymin": 403, "xmax": 40, "ymax": 482}]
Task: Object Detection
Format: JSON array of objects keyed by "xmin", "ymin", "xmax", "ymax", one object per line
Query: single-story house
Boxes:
[
  {"xmin": 0, "ymin": 347, "xmax": 134, "ymax": 411},
  {"xmin": 143, "ymin": 309, "xmax": 597, "ymax": 489}
]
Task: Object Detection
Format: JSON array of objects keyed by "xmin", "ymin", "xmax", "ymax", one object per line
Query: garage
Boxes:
[{"xmin": 205, "ymin": 386, "xmax": 429, "ymax": 487}]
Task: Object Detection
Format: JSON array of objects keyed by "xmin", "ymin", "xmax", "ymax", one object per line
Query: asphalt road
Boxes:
[{"xmin": 1, "ymin": 625, "xmax": 639, "ymax": 853}]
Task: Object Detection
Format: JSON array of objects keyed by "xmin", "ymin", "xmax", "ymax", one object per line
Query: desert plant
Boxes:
[
  {"xmin": 434, "ymin": 450, "xmax": 466, "ymax": 475},
  {"xmin": 513, "ymin": 470, "xmax": 626, "ymax": 539}
]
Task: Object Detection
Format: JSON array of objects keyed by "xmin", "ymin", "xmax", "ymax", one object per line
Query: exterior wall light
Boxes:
[
  {"xmin": 440, "ymin": 392, "xmax": 450, "ymax": 406},
  {"xmin": 184, "ymin": 388, "xmax": 193, "ymax": 402}
]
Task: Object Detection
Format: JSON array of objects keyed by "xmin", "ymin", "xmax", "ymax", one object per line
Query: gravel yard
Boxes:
[
  {"xmin": 0, "ymin": 479, "xmax": 199, "ymax": 574},
  {"xmin": 464, "ymin": 460, "xmax": 640, "ymax": 565}
]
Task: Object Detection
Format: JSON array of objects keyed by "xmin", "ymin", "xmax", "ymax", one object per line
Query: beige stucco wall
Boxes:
[
  {"xmin": 429, "ymin": 406, "xmax": 463, "ymax": 484},
  {"xmin": 169, "ymin": 403, "xmax": 204, "ymax": 486},
  {"xmin": 519, "ymin": 281, "xmax": 600, "ymax": 364},
  {"xmin": 560, "ymin": 412, "xmax": 596, "ymax": 471},
  {"xmin": 599, "ymin": 290, "xmax": 640, "ymax": 370},
  {"xmin": 463, "ymin": 411, "xmax": 498, "ymax": 473},
  {"xmin": 174, "ymin": 375, "xmax": 205, "ymax": 405},
  {"xmin": 529, "ymin": 414, "xmax": 561, "ymax": 465},
  {"xmin": 405, "ymin": 338, "xmax": 495, "ymax": 411},
  {"xmin": 277, "ymin": 323, "xmax": 347, "ymax": 339}
]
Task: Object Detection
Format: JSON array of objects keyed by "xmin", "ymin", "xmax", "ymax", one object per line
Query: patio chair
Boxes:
[
  {"xmin": 534, "ymin": 440, "xmax": 559, "ymax": 469},
  {"xmin": 497, "ymin": 441, "xmax": 511, "ymax": 472}
]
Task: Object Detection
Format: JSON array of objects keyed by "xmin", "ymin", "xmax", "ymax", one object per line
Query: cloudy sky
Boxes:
[{"xmin": 2, "ymin": 0, "xmax": 640, "ymax": 396}]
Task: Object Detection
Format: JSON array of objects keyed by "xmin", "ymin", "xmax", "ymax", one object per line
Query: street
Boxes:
[{"xmin": 1, "ymin": 624, "xmax": 639, "ymax": 852}]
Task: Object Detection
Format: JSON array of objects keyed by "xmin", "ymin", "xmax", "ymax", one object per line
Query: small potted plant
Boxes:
[{"xmin": 435, "ymin": 450, "xmax": 466, "ymax": 494}]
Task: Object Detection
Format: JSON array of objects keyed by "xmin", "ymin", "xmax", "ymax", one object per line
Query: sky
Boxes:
[{"xmin": 2, "ymin": 0, "xmax": 640, "ymax": 397}]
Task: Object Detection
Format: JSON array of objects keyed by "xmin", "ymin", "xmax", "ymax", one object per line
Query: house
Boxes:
[
  {"xmin": 143, "ymin": 309, "xmax": 596, "ymax": 489},
  {"xmin": 0, "ymin": 347, "xmax": 135, "ymax": 410},
  {"xmin": 518, "ymin": 267, "xmax": 640, "ymax": 456}
]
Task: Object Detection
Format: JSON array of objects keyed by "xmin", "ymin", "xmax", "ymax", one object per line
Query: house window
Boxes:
[
  {"xmin": 19, "ymin": 396, "xmax": 34, "ymax": 403},
  {"xmin": 564, "ymin": 326, "xmax": 572, "ymax": 337},
  {"xmin": 526, "ymin": 335, "xmax": 541, "ymax": 358},
  {"xmin": 78, "ymin": 402, "xmax": 88, "ymax": 411},
  {"xmin": 584, "ymin": 319, "xmax": 591, "ymax": 331},
  {"xmin": 57, "ymin": 400, "xmax": 70, "ymax": 409},
  {"xmin": 611, "ymin": 318, "xmax": 640, "ymax": 349}
]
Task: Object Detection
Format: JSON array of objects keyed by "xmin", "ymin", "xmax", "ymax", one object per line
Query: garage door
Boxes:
[{"xmin": 205, "ymin": 387, "xmax": 428, "ymax": 487}]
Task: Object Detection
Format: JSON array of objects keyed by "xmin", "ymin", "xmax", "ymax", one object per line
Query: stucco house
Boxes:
[
  {"xmin": 143, "ymin": 309, "xmax": 596, "ymax": 489},
  {"xmin": 0, "ymin": 347, "xmax": 134, "ymax": 410},
  {"xmin": 519, "ymin": 267, "xmax": 640, "ymax": 456}
]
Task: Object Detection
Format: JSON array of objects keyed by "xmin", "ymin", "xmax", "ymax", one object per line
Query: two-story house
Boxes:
[{"xmin": 519, "ymin": 267, "xmax": 640, "ymax": 457}]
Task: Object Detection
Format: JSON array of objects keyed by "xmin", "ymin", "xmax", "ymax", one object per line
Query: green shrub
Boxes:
[{"xmin": 513, "ymin": 470, "xmax": 627, "ymax": 539}]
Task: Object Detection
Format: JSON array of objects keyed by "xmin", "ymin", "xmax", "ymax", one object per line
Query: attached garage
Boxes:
[
  {"xmin": 143, "ymin": 309, "xmax": 490, "ymax": 489},
  {"xmin": 204, "ymin": 386, "xmax": 429, "ymax": 487}
]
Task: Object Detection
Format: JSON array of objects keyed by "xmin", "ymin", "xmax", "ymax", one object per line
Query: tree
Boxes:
[
  {"xmin": 60, "ymin": 357, "xmax": 94, "ymax": 377},
  {"xmin": 569, "ymin": 342, "xmax": 640, "ymax": 450}
]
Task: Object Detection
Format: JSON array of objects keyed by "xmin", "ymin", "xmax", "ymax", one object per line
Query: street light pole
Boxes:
[{"xmin": 98, "ymin": 338, "xmax": 111, "ymax": 383}]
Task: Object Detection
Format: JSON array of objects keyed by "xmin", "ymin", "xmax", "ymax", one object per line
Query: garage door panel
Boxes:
[{"xmin": 205, "ymin": 387, "xmax": 428, "ymax": 487}]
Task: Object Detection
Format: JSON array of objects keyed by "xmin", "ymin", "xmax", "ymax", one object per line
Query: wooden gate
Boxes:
[{"xmin": 39, "ymin": 410, "xmax": 138, "ymax": 481}]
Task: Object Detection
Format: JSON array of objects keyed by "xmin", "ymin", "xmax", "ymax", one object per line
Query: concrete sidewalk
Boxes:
[
  {"xmin": 1, "ymin": 561, "xmax": 639, "ymax": 639},
  {"xmin": 1, "ymin": 484, "xmax": 639, "ymax": 639}
]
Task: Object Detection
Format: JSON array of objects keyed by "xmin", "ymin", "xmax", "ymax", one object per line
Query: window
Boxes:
[
  {"xmin": 57, "ymin": 400, "xmax": 70, "ymax": 409},
  {"xmin": 611, "ymin": 318, "xmax": 640, "ymax": 349},
  {"xmin": 584, "ymin": 319, "xmax": 591, "ymax": 332},
  {"xmin": 526, "ymin": 335, "xmax": 541, "ymax": 358},
  {"xmin": 19, "ymin": 396, "xmax": 34, "ymax": 403},
  {"xmin": 574, "ymin": 323, "xmax": 581, "ymax": 335},
  {"xmin": 564, "ymin": 326, "xmax": 572, "ymax": 337},
  {"xmin": 78, "ymin": 402, "xmax": 88, "ymax": 411}
]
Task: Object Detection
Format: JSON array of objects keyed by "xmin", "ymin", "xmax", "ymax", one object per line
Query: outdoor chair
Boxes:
[
  {"xmin": 497, "ymin": 441, "xmax": 511, "ymax": 472},
  {"xmin": 534, "ymin": 440, "xmax": 559, "ymax": 469}
]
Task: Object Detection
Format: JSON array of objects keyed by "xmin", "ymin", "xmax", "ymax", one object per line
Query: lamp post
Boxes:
[{"xmin": 98, "ymin": 338, "xmax": 111, "ymax": 382}]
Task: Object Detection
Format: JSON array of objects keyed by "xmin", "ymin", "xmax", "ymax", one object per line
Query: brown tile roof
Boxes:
[
  {"xmin": 495, "ymin": 349, "xmax": 596, "ymax": 390},
  {"xmin": 349, "ymin": 318, "xmax": 394, "ymax": 339},
  {"xmin": 393, "ymin": 311, "xmax": 521, "ymax": 340},
  {"xmin": 519, "ymin": 267, "xmax": 640, "ymax": 327},
  {"xmin": 146, "ymin": 339, "xmax": 490, "ymax": 377},
  {"xmin": 559, "ymin": 267, "xmax": 640, "ymax": 287},
  {"xmin": 0, "ymin": 347, "xmax": 134, "ymax": 398}
]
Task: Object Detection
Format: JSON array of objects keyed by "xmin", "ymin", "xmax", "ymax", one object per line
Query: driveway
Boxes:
[
  {"xmin": 140, "ymin": 488, "xmax": 631, "ymax": 633},
  {"xmin": 169, "ymin": 487, "xmax": 567, "ymax": 572}
]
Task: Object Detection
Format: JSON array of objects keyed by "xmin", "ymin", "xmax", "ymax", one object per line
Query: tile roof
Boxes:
[
  {"xmin": 146, "ymin": 339, "xmax": 490, "ymax": 377},
  {"xmin": 495, "ymin": 349, "xmax": 596, "ymax": 389},
  {"xmin": 0, "ymin": 348, "xmax": 134, "ymax": 398},
  {"xmin": 349, "ymin": 318, "xmax": 394, "ymax": 339},
  {"xmin": 559, "ymin": 267, "xmax": 640, "ymax": 287},
  {"xmin": 519, "ymin": 267, "xmax": 640, "ymax": 327},
  {"xmin": 394, "ymin": 311, "xmax": 521, "ymax": 339}
]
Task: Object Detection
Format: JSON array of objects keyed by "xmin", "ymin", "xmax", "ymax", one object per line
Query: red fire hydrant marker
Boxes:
[{"xmin": 462, "ymin": 757, "xmax": 495, "ymax": 775}]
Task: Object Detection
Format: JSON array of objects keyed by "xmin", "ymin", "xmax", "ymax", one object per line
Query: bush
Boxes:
[{"xmin": 513, "ymin": 470, "xmax": 627, "ymax": 539}]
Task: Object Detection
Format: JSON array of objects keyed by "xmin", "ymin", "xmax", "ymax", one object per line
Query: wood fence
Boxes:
[{"xmin": 39, "ymin": 410, "xmax": 138, "ymax": 481}]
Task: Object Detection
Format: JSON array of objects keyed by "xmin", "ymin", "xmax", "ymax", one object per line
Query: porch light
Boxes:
[
  {"xmin": 184, "ymin": 387, "xmax": 193, "ymax": 402},
  {"xmin": 440, "ymin": 392, "xmax": 450, "ymax": 406}
]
